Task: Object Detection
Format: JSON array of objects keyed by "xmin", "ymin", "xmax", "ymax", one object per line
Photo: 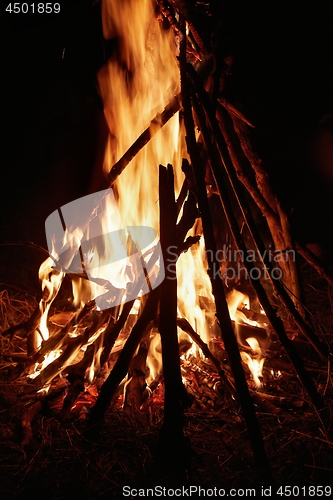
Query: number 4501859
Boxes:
[{"xmin": 6, "ymin": 3, "xmax": 60, "ymax": 14}]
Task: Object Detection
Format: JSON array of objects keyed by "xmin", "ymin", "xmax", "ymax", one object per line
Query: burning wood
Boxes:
[{"xmin": 1, "ymin": 0, "xmax": 332, "ymax": 485}]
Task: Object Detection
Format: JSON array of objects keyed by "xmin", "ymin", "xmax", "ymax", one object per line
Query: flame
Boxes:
[
  {"xmin": 146, "ymin": 330, "xmax": 162, "ymax": 384},
  {"xmin": 241, "ymin": 337, "xmax": 265, "ymax": 389},
  {"xmin": 38, "ymin": 258, "xmax": 64, "ymax": 344},
  {"xmin": 177, "ymin": 234, "xmax": 214, "ymax": 345},
  {"xmin": 100, "ymin": 0, "xmax": 182, "ymax": 231},
  {"xmin": 227, "ymin": 289, "xmax": 261, "ymax": 328},
  {"xmin": 29, "ymin": 349, "xmax": 63, "ymax": 379},
  {"xmin": 32, "ymin": 0, "xmax": 269, "ymax": 398},
  {"xmin": 228, "ymin": 290, "xmax": 267, "ymax": 387}
]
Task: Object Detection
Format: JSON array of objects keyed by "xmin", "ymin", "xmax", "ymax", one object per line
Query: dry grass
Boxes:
[{"xmin": 0, "ymin": 266, "xmax": 333, "ymax": 499}]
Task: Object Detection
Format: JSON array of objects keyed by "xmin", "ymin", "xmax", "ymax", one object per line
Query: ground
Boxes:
[{"xmin": 0, "ymin": 263, "xmax": 332, "ymax": 499}]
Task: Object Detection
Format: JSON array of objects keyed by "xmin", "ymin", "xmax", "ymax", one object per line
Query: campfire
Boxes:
[{"xmin": 1, "ymin": 0, "xmax": 333, "ymax": 489}]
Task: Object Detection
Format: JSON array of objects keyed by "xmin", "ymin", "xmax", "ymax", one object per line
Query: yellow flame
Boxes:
[
  {"xmin": 38, "ymin": 258, "xmax": 64, "ymax": 345},
  {"xmin": 34, "ymin": 0, "xmax": 269, "ymax": 392},
  {"xmin": 241, "ymin": 337, "xmax": 265, "ymax": 388},
  {"xmin": 29, "ymin": 349, "xmax": 63, "ymax": 379}
]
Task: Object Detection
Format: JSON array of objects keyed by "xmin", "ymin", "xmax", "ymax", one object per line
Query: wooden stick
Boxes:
[
  {"xmin": 32, "ymin": 310, "xmax": 109, "ymax": 389},
  {"xmin": 176, "ymin": 178, "xmax": 189, "ymax": 215},
  {"xmin": 159, "ymin": 164, "xmax": 185, "ymax": 442},
  {"xmin": 191, "ymin": 92, "xmax": 327, "ymax": 418},
  {"xmin": 218, "ymin": 98, "xmax": 255, "ymax": 128},
  {"xmin": 226, "ymin": 109, "xmax": 303, "ymax": 303},
  {"xmin": 105, "ymin": 95, "xmax": 180, "ymax": 187},
  {"xmin": 217, "ymin": 104, "xmax": 307, "ymax": 321},
  {"xmin": 216, "ymin": 102, "xmax": 280, "ymax": 229},
  {"xmin": 186, "ymin": 62, "xmax": 329, "ymax": 363},
  {"xmin": 172, "ymin": 0, "xmax": 210, "ymax": 53},
  {"xmin": 180, "ymin": 34, "xmax": 271, "ymax": 479},
  {"xmin": 176, "ymin": 317, "xmax": 236, "ymax": 399},
  {"xmin": 86, "ymin": 287, "xmax": 160, "ymax": 434},
  {"xmin": 296, "ymin": 242, "xmax": 333, "ymax": 288}
]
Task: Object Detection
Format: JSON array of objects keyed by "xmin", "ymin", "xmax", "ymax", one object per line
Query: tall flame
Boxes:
[{"xmin": 33, "ymin": 0, "xmax": 268, "ymax": 392}]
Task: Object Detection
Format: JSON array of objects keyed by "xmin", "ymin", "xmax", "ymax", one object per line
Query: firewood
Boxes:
[
  {"xmin": 123, "ymin": 372, "xmax": 146, "ymax": 412},
  {"xmin": 98, "ymin": 300, "xmax": 134, "ymax": 369},
  {"xmin": 228, "ymin": 111, "xmax": 302, "ymax": 304},
  {"xmin": 176, "ymin": 189, "xmax": 199, "ymax": 247},
  {"xmin": 180, "ymin": 31, "xmax": 271, "ymax": 479},
  {"xmin": 189, "ymin": 83, "xmax": 327, "ymax": 421},
  {"xmin": 86, "ymin": 287, "xmax": 160, "ymax": 434},
  {"xmin": 186, "ymin": 62, "xmax": 330, "ymax": 364},
  {"xmin": 98, "ymin": 242, "xmax": 164, "ymax": 369},
  {"xmin": 216, "ymin": 102, "xmax": 280, "ymax": 228},
  {"xmin": 171, "ymin": 0, "xmax": 210, "ymax": 53},
  {"xmin": 141, "ymin": 373, "xmax": 164, "ymax": 402},
  {"xmin": 218, "ymin": 98, "xmax": 255, "ymax": 128},
  {"xmin": 32, "ymin": 310, "xmax": 109, "ymax": 390},
  {"xmin": 176, "ymin": 317, "xmax": 236, "ymax": 399},
  {"xmin": 105, "ymin": 95, "xmax": 181, "ymax": 187},
  {"xmin": 158, "ymin": 163, "xmax": 186, "ymax": 445},
  {"xmin": 175, "ymin": 178, "xmax": 189, "ymax": 215},
  {"xmin": 58, "ymin": 342, "xmax": 98, "ymax": 420}
]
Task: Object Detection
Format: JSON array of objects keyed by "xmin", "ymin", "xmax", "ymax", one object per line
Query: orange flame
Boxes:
[{"xmin": 33, "ymin": 0, "xmax": 269, "ymax": 394}]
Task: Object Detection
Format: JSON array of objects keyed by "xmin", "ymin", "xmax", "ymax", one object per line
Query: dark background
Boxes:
[{"xmin": 1, "ymin": 1, "xmax": 333, "ymax": 292}]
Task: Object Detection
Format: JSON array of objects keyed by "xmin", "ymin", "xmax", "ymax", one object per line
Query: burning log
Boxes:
[
  {"xmin": 31, "ymin": 309, "xmax": 110, "ymax": 390},
  {"xmin": 171, "ymin": 0, "xmax": 211, "ymax": 54},
  {"xmin": 224, "ymin": 110, "xmax": 302, "ymax": 305}
]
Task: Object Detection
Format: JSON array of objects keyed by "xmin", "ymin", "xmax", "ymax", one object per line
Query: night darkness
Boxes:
[{"xmin": 1, "ymin": 1, "xmax": 333, "ymax": 289}]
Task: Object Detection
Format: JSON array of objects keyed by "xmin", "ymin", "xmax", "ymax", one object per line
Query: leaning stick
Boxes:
[
  {"xmin": 86, "ymin": 287, "xmax": 160, "ymax": 434},
  {"xmin": 180, "ymin": 34, "xmax": 272, "ymax": 479},
  {"xmin": 187, "ymin": 62, "xmax": 329, "ymax": 363},
  {"xmin": 105, "ymin": 95, "xmax": 181, "ymax": 187},
  {"xmin": 176, "ymin": 317, "xmax": 236, "ymax": 399},
  {"xmin": 191, "ymin": 92, "xmax": 326, "ymax": 418},
  {"xmin": 159, "ymin": 164, "xmax": 185, "ymax": 443},
  {"xmin": 218, "ymin": 105, "xmax": 303, "ymax": 310}
]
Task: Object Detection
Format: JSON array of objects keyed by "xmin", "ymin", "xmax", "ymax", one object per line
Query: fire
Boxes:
[
  {"xmin": 38, "ymin": 257, "xmax": 64, "ymax": 345},
  {"xmin": 228, "ymin": 289, "xmax": 268, "ymax": 387},
  {"xmin": 241, "ymin": 337, "xmax": 265, "ymax": 389},
  {"xmin": 100, "ymin": 0, "xmax": 182, "ymax": 230},
  {"xmin": 32, "ymin": 0, "xmax": 268, "ymax": 400}
]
